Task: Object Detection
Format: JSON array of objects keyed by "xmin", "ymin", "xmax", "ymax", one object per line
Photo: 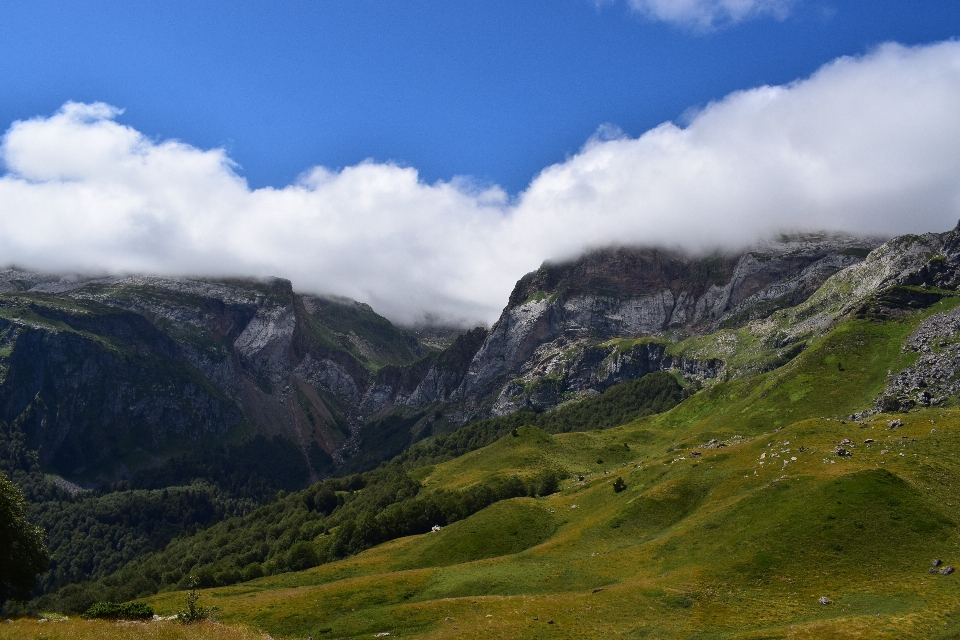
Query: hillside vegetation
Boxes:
[{"xmin": 30, "ymin": 370, "xmax": 683, "ymax": 614}]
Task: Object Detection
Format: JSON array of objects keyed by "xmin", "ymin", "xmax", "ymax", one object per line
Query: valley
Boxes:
[
  {"xmin": 137, "ymin": 297, "xmax": 960, "ymax": 638},
  {"xmin": 5, "ymin": 226, "xmax": 960, "ymax": 637}
]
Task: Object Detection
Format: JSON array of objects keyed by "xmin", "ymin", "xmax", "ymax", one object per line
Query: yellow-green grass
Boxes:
[
  {"xmin": 134, "ymin": 312, "xmax": 960, "ymax": 638},
  {"xmin": 136, "ymin": 409, "xmax": 960, "ymax": 639},
  {"xmin": 0, "ymin": 619, "xmax": 269, "ymax": 640}
]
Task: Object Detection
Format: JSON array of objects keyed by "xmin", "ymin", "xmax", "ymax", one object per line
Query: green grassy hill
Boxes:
[{"xmin": 123, "ymin": 300, "xmax": 960, "ymax": 639}]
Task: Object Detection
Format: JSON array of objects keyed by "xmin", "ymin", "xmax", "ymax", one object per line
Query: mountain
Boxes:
[
  {"xmin": 0, "ymin": 273, "xmax": 430, "ymax": 492},
  {"xmin": 342, "ymin": 233, "xmax": 885, "ymax": 466},
  {"xmin": 458, "ymin": 232, "xmax": 883, "ymax": 411},
  {"xmin": 23, "ymin": 222, "xmax": 960, "ymax": 638},
  {"xmin": 16, "ymin": 224, "xmax": 960, "ymax": 618},
  {"xmin": 0, "ymin": 233, "xmax": 885, "ymax": 491}
]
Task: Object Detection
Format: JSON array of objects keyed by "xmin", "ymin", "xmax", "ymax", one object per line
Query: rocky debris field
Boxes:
[{"xmin": 877, "ymin": 304, "xmax": 960, "ymax": 412}]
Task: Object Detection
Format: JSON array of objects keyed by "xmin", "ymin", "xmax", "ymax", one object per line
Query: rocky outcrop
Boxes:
[
  {"xmin": 490, "ymin": 340, "xmax": 723, "ymax": 415},
  {"xmin": 403, "ymin": 327, "xmax": 489, "ymax": 408},
  {"xmin": 235, "ymin": 302, "xmax": 298, "ymax": 391},
  {"xmin": 877, "ymin": 305, "xmax": 960, "ymax": 412},
  {"xmin": 449, "ymin": 234, "xmax": 883, "ymax": 419},
  {"xmin": 856, "ymin": 225, "xmax": 960, "ymax": 413}
]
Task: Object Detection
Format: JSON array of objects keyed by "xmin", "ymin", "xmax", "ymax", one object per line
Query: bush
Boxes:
[
  {"xmin": 531, "ymin": 469, "xmax": 561, "ymax": 497},
  {"xmin": 613, "ymin": 477, "xmax": 627, "ymax": 493},
  {"xmin": 285, "ymin": 540, "xmax": 320, "ymax": 572},
  {"xmin": 176, "ymin": 575, "xmax": 218, "ymax": 623},
  {"xmin": 83, "ymin": 601, "xmax": 154, "ymax": 620}
]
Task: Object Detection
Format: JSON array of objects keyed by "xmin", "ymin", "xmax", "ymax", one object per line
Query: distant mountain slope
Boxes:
[
  {"xmin": 0, "ymin": 273, "xmax": 433, "ymax": 490},
  {"xmin": 457, "ymin": 233, "xmax": 884, "ymax": 411},
  {"xmin": 16, "ymin": 223, "xmax": 960, "ymax": 616},
  {"xmin": 0, "ymin": 232, "xmax": 897, "ymax": 487},
  {"xmin": 9, "ymin": 226, "xmax": 960, "ymax": 488},
  {"xmin": 338, "ymin": 233, "xmax": 887, "ymax": 466}
]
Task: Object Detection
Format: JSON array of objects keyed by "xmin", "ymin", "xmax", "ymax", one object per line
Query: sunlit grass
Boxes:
[{"xmin": 0, "ymin": 619, "xmax": 271, "ymax": 640}]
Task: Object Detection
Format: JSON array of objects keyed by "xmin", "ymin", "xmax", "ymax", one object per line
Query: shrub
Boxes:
[
  {"xmin": 285, "ymin": 540, "xmax": 320, "ymax": 572},
  {"xmin": 613, "ymin": 477, "xmax": 627, "ymax": 493},
  {"xmin": 83, "ymin": 601, "xmax": 154, "ymax": 620},
  {"xmin": 531, "ymin": 469, "xmax": 560, "ymax": 497},
  {"xmin": 177, "ymin": 575, "xmax": 218, "ymax": 623}
]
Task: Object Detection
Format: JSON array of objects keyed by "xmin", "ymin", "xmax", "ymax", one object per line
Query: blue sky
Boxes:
[
  {"xmin": 2, "ymin": 1, "xmax": 960, "ymax": 324},
  {"xmin": 2, "ymin": 0, "xmax": 958, "ymax": 194}
]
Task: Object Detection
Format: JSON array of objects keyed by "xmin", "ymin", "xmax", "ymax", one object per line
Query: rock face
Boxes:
[
  {"xmin": 447, "ymin": 234, "xmax": 883, "ymax": 417},
  {"xmin": 878, "ymin": 305, "xmax": 960, "ymax": 412},
  {"xmin": 863, "ymin": 225, "xmax": 960, "ymax": 414},
  {"xmin": 0, "ymin": 273, "xmax": 430, "ymax": 484}
]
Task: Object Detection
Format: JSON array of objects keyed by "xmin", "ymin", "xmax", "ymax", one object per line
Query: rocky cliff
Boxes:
[
  {"xmin": 0, "ymin": 273, "xmax": 432, "ymax": 487},
  {"xmin": 439, "ymin": 233, "xmax": 884, "ymax": 417}
]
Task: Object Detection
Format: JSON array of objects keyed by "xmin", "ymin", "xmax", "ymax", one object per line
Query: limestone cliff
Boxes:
[{"xmin": 447, "ymin": 234, "xmax": 883, "ymax": 417}]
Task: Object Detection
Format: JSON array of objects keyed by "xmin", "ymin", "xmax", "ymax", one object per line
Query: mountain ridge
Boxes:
[{"xmin": 0, "ymin": 231, "xmax": 895, "ymax": 489}]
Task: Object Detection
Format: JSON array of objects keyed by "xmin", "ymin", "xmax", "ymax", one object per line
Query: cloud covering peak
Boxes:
[{"xmin": 2, "ymin": 41, "xmax": 960, "ymax": 326}]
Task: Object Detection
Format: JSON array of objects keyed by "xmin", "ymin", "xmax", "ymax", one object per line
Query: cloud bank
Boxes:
[
  {"xmin": 2, "ymin": 41, "xmax": 960, "ymax": 326},
  {"xmin": 625, "ymin": 0, "xmax": 795, "ymax": 30}
]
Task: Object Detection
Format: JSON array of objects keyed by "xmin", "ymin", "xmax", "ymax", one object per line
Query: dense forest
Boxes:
[
  {"xmin": 5, "ymin": 370, "xmax": 682, "ymax": 613},
  {"xmin": 34, "ymin": 463, "xmax": 562, "ymax": 613}
]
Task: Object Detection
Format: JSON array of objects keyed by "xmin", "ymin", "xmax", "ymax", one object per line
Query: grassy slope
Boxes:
[
  {"xmin": 130, "ymin": 302, "xmax": 960, "ymax": 639},
  {"xmin": 0, "ymin": 619, "xmax": 266, "ymax": 640}
]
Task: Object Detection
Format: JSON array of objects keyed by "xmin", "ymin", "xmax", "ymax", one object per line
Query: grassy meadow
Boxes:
[{"xmin": 135, "ymin": 408, "xmax": 960, "ymax": 639}]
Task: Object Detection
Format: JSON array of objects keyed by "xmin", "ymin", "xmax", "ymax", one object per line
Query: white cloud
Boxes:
[
  {"xmin": 2, "ymin": 41, "xmax": 960, "ymax": 326},
  {"xmin": 626, "ymin": 0, "xmax": 796, "ymax": 30}
]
